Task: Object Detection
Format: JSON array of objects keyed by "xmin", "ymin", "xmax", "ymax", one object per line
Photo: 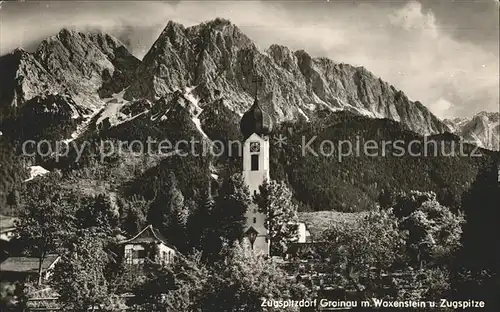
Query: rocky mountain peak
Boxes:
[
  {"xmin": 35, "ymin": 29, "xmax": 140, "ymax": 107},
  {"xmin": 476, "ymin": 111, "xmax": 499, "ymax": 123},
  {"xmin": 0, "ymin": 49, "xmax": 62, "ymax": 118},
  {"xmin": 158, "ymin": 20, "xmax": 188, "ymax": 48},
  {"xmin": 266, "ymin": 44, "xmax": 297, "ymax": 73},
  {"xmin": 3, "ymin": 20, "xmax": 485, "ymax": 147},
  {"xmin": 11, "ymin": 47, "xmax": 30, "ymax": 58},
  {"xmin": 445, "ymin": 111, "xmax": 499, "ymax": 150},
  {"xmin": 187, "ymin": 18, "xmax": 254, "ymax": 49},
  {"xmin": 57, "ymin": 27, "xmax": 77, "ymax": 37},
  {"xmin": 123, "ymin": 19, "xmax": 452, "ymax": 135}
]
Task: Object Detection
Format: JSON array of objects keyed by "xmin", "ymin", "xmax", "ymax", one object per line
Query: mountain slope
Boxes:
[
  {"xmin": 445, "ymin": 112, "xmax": 499, "ymax": 150},
  {"xmin": 125, "ymin": 18, "xmax": 449, "ymax": 136},
  {"xmin": 0, "ymin": 20, "xmax": 497, "ymax": 217},
  {"xmin": 0, "ymin": 49, "xmax": 63, "ymax": 119},
  {"xmin": 268, "ymin": 111, "xmax": 497, "ymax": 212},
  {"xmin": 35, "ymin": 28, "xmax": 141, "ymax": 110}
]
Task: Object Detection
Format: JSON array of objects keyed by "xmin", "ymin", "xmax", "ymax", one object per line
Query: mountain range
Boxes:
[
  {"xmin": 444, "ymin": 112, "xmax": 499, "ymax": 151},
  {"xmin": 0, "ymin": 18, "xmax": 498, "ymax": 212}
]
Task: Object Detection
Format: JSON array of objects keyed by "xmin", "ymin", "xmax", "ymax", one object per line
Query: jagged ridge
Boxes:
[
  {"xmin": 444, "ymin": 112, "xmax": 499, "ymax": 150},
  {"xmin": 125, "ymin": 18, "xmax": 449, "ymax": 135}
]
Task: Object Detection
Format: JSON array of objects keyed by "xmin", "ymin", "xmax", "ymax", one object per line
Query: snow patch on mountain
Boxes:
[
  {"xmin": 96, "ymin": 89, "xmax": 130, "ymax": 126},
  {"xmin": 184, "ymin": 86, "xmax": 210, "ymax": 140},
  {"xmin": 297, "ymin": 107, "xmax": 310, "ymax": 121},
  {"xmin": 24, "ymin": 166, "xmax": 50, "ymax": 182}
]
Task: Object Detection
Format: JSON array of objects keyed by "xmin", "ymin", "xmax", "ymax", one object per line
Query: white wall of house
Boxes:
[
  {"xmin": 44, "ymin": 257, "xmax": 61, "ymax": 280},
  {"xmin": 124, "ymin": 243, "xmax": 175, "ymax": 265},
  {"xmin": 124, "ymin": 244, "xmax": 146, "ymax": 265},
  {"xmin": 157, "ymin": 243, "xmax": 176, "ymax": 265},
  {"xmin": 297, "ymin": 222, "xmax": 311, "ymax": 243},
  {"xmin": 0, "ymin": 229, "xmax": 15, "ymax": 241}
]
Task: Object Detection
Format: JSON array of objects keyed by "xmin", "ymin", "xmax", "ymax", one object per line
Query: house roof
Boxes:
[
  {"xmin": 121, "ymin": 225, "xmax": 175, "ymax": 249},
  {"xmin": 0, "ymin": 255, "xmax": 60, "ymax": 273},
  {"xmin": 0, "ymin": 215, "xmax": 18, "ymax": 233}
]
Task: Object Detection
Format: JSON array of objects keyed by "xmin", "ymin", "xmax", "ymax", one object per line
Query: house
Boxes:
[
  {"xmin": 0, "ymin": 254, "xmax": 60, "ymax": 283},
  {"xmin": 121, "ymin": 225, "xmax": 176, "ymax": 266},
  {"xmin": 291, "ymin": 222, "xmax": 312, "ymax": 243},
  {"xmin": 1, "ymin": 215, "xmax": 19, "ymax": 262},
  {"xmin": 0, "ymin": 215, "xmax": 18, "ymax": 242}
]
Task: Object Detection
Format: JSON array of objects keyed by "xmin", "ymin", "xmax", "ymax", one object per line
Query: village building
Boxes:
[
  {"xmin": 296, "ymin": 222, "xmax": 312, "ymax": 243},
  {"xmin": 0, "ymin": 215, "xmax": 18, "ymax": 242},
  {"xmin": 0, "ymin": 254, "xmax": 60, "ymax": 283},
  {"xmin": 0, "ymin": 214, "xmax": 19, "ymax": 262},
  {"xmin": 121, "ymin": 225, "xmax": 176, "ymax": 266}
]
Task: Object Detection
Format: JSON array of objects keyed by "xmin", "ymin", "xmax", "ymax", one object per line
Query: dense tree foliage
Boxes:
[
  {"xmin": 198, "ymin": 173, "xmax": 251, "ymax": 261},
  {"xmin": 270, "ymin": 111, "xmax": 497, "ymax": 212},
  {"xmin": 390, "ymin": 191, "xmax": 465, "ymax": 267},
  {"xmin": 76, "ymin": 194, "xmax": 120, "ymax": 234},
  {"xmin": 322, "ymin": 209, "xmax": 405, "ymax": 300},
  {"xmin": 452, "ymin": 162, "xmax": 500, "ymax": 309},
  {"xmin": 51, "ymin": 230, "xmax": 111, "ymax": 311},
  {"xmin": 118, "ymin": 195, "xmax": 149, "ymax": 237},
  {"xmin": 130, "ymin": 242, "xmax": 310, "ymax": 312},
  {"xmin": 255, "ymin": 180, "xmax": 299, "ymax": 256},
  {"xmin": 14, "ymin": 184, "xmax": 77, "ymax": 285},
  {"xmin": 0, "ymin": 137, "xmax": 28, "ymax": 211},
  {"xmin": 319, "ymin": 191, "xmax": 466, "ymax": 305}
]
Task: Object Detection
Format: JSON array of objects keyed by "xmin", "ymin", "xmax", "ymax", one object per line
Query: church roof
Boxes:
[{"xmin": 240, "ymin": 98, "xmax": 273, "ymax": 139}]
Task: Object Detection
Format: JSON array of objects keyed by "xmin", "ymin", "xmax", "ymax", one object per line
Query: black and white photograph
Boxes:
[{"xmin": 0, "ymin": 0, "xmax": 499, "ymax": 311}]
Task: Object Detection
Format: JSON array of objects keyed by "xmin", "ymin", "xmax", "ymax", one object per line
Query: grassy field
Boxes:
[{"xmin": 298, "ymin": 211, "xmax": 367, "ymax": 240}]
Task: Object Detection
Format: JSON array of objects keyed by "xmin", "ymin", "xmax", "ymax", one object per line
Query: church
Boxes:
[
  {"xmin": 238, "ymin": 89, "xmax": 312, "ymax": 256},
  {"xmin": 239, "ymin": 96, "xmax": 273, "ymax": 255}
]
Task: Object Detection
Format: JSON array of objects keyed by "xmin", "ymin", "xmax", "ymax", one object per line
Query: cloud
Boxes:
[
  {"xmin": 0, "ymin": 0, "xmax": 497, "ymax": 118},
  {"xmin": 429, "ymin": 98, "xmax": 454, "ymax": 119}
]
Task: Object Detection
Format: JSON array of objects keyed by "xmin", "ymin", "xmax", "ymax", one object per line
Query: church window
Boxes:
[
  {"xmin": 251, "ymin": 154, "xmax": 259, "ymax": 171},
  {"xmin": 253, "ymin": 217, "xmax": 257, "ymax": 224}
]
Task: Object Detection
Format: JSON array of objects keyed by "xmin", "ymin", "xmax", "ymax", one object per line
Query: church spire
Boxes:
[{"xmin": 240, "ymin": 73, "xmax": 272, "ymax": 139}]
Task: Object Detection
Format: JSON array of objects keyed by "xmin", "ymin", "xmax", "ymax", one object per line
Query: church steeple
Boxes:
[
  {"xmin": 240, "ymin": 75, "xmax": 273, "ymax": 139},
  {"xmin": 240, "ymin": 73, "xmax": 271, "ymax": 256}
]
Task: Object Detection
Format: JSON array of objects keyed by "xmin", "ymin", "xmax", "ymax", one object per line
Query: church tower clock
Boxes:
[{"xmin": 240, "ymin": 94, "xmax": 273, "ymax": 255}]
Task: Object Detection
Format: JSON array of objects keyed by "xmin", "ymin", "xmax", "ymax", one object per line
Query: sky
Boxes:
[{"xmin": 0, "ymin": 0, "xmax": 498, "ymax": 119}]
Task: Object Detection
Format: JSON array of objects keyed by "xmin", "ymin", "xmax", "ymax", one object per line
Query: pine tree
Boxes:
[
  {"xmin": 197, "ymin": 173, "xmax": 250, "ymax": 261},
  {"xmin": 76, "ymin": 194, "xmax": 119, "ymax": 234},
  {"xmin": 213, "ymin": 173, "xmax": 250, "ymax": 243},
  {"xmin": 119, "ymin": 195, "xmax": 149, "ymax": 237},
  {"xmin": 187, "ymin": 191, "xmax": 214, "ymax": 252}
]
